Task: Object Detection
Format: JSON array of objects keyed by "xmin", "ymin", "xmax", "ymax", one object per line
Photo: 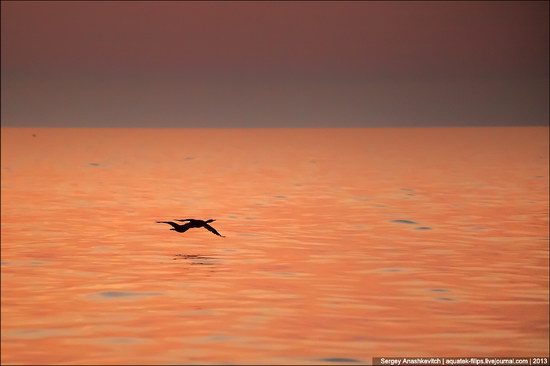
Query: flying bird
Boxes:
[{"xmin": 157, "ymin": 218, "xmax": 225, "ymax": 237}]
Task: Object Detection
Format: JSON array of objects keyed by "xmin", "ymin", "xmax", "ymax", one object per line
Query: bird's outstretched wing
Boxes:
[
  {"xmin": 157, "ymin": 221, "xmax": 180, "ymax": 229},
  {"xmin": 203, "ymin": 223, "xmax": 225, "ymax": 237},
  {"xmin": 175, "ymin": 219, "xmax": 193, "ymax": 222}
]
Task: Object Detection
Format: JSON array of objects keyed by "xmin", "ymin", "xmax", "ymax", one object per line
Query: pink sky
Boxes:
[
  {"xmin": 1, "ymin": 1, "xmax": 548, "ymax": 127},
  {"xmin": 2, "ymin": 1, "xmax": 547, "ymax": 75}
]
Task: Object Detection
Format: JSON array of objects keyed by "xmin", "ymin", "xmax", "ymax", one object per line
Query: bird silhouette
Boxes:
[{"xmin": 157, "ymin": 218, "xmax": 225, "ymax": 237}]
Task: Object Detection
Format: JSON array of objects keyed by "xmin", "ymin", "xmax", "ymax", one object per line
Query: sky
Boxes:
[{"xmin": 1, "ymin": 1, "xmax": 548, "ymax": 128}]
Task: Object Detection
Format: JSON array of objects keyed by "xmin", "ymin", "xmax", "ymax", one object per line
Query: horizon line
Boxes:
[{"xmin": 1, "ymin": 124, "xmax": 548, "ymax": 129}]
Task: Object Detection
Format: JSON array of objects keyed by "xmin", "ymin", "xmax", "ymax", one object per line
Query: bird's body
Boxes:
[{"xmin": 157, "ymin": 219, "xmax": 225, "ymax": 237}]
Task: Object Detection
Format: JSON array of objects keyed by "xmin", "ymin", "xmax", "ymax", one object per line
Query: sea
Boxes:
[{"xmin": 1, "ymin": 127, "xmax": 548, "ymax": 364}]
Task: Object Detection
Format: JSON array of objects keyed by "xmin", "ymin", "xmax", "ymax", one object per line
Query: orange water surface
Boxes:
[{"xmin": 1, "ymin": 127, "xmax": 548, "ymax": 365}]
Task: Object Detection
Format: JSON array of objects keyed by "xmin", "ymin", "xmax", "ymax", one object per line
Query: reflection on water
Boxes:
[
  {"xmin": 391, "ymin": 219, "xmax": 417, "ymax": 224},
  {"xmin": 1, "ymin": 127, "xmax": 549, "ymax": 364},
  {"xmin": 96, "ymin": 291, "xmax": 163, "ymax": 299}
]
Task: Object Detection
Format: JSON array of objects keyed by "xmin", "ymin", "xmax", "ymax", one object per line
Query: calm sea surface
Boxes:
[{"xmin": 1, "ymin": 127, "xmax": 548, "ymax": 365}]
